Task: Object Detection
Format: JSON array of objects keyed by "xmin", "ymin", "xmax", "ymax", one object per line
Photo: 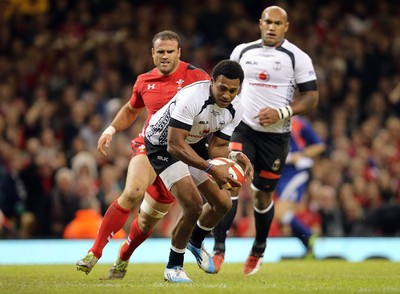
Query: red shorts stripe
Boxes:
[{"xmin": 259, "ymin": 170, "xmax": 281, "ymax": 180}]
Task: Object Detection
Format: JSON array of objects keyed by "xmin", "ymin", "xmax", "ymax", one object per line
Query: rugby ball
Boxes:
[{"xmin": 207, "ymin": 157, "xmax": 245, "ymax": 189}]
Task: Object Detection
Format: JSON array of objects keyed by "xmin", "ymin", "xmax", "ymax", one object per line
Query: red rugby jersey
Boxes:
[{"xmin": 129, "ymin": 61, "xmax": 210, "ymax": 144}]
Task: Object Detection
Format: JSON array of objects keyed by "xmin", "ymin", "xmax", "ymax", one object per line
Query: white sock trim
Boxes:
[
  {"xmin": 170, "ymin": 245, "xmax": 186, "ymax": 254},
  {"xmin": 254, "ymin": 200, "xmax": 274, "ymax": 214},
  {"xmin": 197, "ymin": 220, "xmax": 213, "ymax": 231}
]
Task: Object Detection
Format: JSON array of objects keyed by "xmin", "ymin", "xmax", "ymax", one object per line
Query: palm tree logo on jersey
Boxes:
[{"xmin": 211, "ymin": 109, "xmax": 221, "ymax": 117}]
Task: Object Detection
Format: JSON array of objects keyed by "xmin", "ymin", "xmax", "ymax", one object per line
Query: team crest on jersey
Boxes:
[
  {"xmin": 257, "ymin": 71, "xmax": 270, "ymax": 81},
  {"xmin": 273, "ymin": 61, "xmax": 281, "ymax": 71},
  {"xmin": 176, "ymin": 79, "xmax": 184, "ymax": 90},
  {"xmin": 272, "ymin": 159, "xmax": 281, "ymax": 171}
]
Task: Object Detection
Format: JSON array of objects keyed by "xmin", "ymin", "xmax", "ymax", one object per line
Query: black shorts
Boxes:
[
  {"xmin": 145, "ymin": 137, "xmax": 209, "ymax": 175},
  {"xmin": 230, "ymin": 122, "xmax": 290, "ymax": 192}
]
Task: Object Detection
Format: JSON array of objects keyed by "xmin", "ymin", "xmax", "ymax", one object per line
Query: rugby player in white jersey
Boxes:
[
  {"xmin": 211, "ymin": 5, "xmax": 319, "ymax": 275},
  {"xmin": 144, "ymin": 59, "xmax": 253, "ymax": 283}
]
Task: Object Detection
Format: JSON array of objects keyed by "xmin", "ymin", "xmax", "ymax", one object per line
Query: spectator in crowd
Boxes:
[
  {"xmin": 63, "ymin": 175, "xmax": 126, "ymax": 239},
  {"xmin": 48, "ymin": 167, "xmax": 80, "ymax": 238}
]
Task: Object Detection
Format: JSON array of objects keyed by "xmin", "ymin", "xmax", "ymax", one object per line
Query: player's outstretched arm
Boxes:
[{"xmin": 97, "ymin": 102, "xmax": 144, "ymax": 157}]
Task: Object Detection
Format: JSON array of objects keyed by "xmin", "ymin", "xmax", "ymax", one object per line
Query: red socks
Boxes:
[
  {"xmin": 89, "ymin": 199, "xmax": 130, "ymax": 258},
  {"xmin": 120, "ymin": 217, "xmax": 152, "ymax": 261}
]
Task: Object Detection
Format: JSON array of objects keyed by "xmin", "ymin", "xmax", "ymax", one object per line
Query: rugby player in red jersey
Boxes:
[{"xmin": 76, "ymin": 30, "xmax": 210, "ymax": 278}]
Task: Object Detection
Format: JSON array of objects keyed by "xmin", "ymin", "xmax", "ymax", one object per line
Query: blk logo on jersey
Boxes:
[
  {"xmin": 257, "ymin": 71, "xmax": 270, "ymax": 81},
  {"xmin": 157, "ymin": 155, "xmax": 168, "ymax": 162},
  {"xmin": 147, "ymin": 84, "xmax": 155, "ymax": 90}
]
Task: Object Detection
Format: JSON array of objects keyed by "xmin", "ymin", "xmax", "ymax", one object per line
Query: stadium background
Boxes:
[{"xmin": 0, "ymin": 0, "xmax": 400, "ymax": 262}]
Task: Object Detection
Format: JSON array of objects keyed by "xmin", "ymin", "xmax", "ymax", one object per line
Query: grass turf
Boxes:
[{"xmin": 0, "ymin": 260, "xmax": 398, "ymax": 293}]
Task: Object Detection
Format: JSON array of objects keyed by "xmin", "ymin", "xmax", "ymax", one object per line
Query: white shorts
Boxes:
[{"xmin": 159, "ymin": 160, "xmax": 209, "ymax": 190}]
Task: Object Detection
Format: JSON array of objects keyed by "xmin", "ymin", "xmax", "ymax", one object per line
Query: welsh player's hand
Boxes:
[{"xmin": 97, "ymin": 134, "xmax": 112, "ymax": 157}]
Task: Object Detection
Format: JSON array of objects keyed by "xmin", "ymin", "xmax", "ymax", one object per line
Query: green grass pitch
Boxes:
[{"xmin": 0, "ymin": 260, "xmax": 399, "ymax": 293}]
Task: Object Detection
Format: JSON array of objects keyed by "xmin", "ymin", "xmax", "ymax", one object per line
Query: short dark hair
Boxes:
[
  {"xmin": 212, "ymin": 60, "xmax": 244, "ymax": 84},
  {"xmin": 152, "ymin": 30, "xmax": 181, "ymax": 47}
]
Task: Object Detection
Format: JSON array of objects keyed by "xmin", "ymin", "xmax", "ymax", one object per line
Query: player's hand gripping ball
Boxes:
[{"xmin": 207, "ymin": 157, "xmax": 245, "ymax": 190}]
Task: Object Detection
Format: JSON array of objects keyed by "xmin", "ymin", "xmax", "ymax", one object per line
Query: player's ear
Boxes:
[{"xmin": 285, "ymin": 21, "xmax": 289, "ymax": 33}]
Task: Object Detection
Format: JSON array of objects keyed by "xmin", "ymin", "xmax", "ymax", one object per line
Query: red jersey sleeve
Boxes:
[
  {"xmin": 185, "ymin": 65, "xmax": 210, "ymax": 84},
  {"xmin": 129, "ymin": 75, "xmax": 145, "ymax": 109}
]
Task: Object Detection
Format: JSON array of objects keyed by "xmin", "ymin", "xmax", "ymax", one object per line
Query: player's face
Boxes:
[
  {"xmin": 152, "ymin": 39, "xmax": 181, "ymax": 75},
  {"xmin": 210, "ymin": 75, "xmax": 241, "ymax": 108},
  {"xmin": 259, "ymin": 8, "xmax": 289, "ymax": 47}
]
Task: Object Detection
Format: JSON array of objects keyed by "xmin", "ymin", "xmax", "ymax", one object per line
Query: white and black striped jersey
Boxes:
[
  {"xmin": 231, "ymin": 39, "xmax": 317, "ymax": 133},
  {"xmin": 145, "ymin": 80, "xmax": 243, "ymax": 146}
]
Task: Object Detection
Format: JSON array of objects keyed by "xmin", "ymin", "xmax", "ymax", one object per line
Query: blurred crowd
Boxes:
[{"xmin": 0, "ymin": 0, "xmax": 400, "ymax": 239}]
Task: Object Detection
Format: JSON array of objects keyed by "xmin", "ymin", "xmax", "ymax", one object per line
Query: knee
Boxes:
[
  {"xmin": 254, "ymin": 190, "xmax": 273, "ymax": 209},
  {"xmin": 121, "ymin": 185, "xmax": 146, "ymax": 207},
  {"xmin": 138, "ymin": 214, "xmax": 158, "ymax": 233},
  {"xmin": 183, "ymin": 201, "xmax": 203, "ymax": 223},
  {"xmin": 217, "ymin": 196, "xmax": 232, "ymax": 215},
  {"xmin": 210, "ymin": 192, "xmax": 232, "ymax": 215}
]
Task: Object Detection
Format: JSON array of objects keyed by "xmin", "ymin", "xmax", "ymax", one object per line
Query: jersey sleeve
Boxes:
[
  {"xmin": 170, "ymin": 91, "xmax": 198, "ymax": 128},
  {"xmin": 193, "ymin": 69, "xmax": 210, "ymax": 82},
  {"xmin": 184, "ymin": 67, "xmax": 210, "ymax": 86},
  {"xmin": 129, "ymin": 76, "xmax": 145, "ymax": 109},
  {"xmin": 229, "ymin": 44, "xmax": 243, "ymax": 62},
  {"xmin": 294, "ymin": 52, "xmax": 317, "ymax": 85}
]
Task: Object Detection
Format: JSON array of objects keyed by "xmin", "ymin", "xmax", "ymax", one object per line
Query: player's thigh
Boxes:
[
  {"xmin": 125, "ymin": 154, "xmax": 157, "ymax": 193},
  {"xmin": 170, "ymin": 175, "xmax": 203, "ymax": 214},
  {"xmin": 138, "ymin": 192, "xmax": 173, "ymax": 230},
  {"xmin": 252, "ymin": 132, "xmax": 290, "ymax": 191},
  {"xmin": 143, "ymin": 190, "xmax": 173, "ymax": 214},
  {"xmin": 146, "ymin": 175, "xmax": 176, "ymax": 205}
]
